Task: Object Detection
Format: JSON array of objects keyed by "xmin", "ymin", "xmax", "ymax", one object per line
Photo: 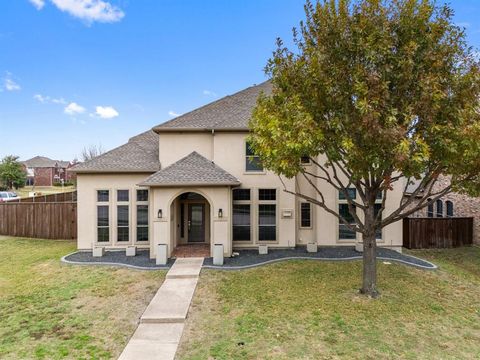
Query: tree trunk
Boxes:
[{"xmin": 360, "ymin": 202, "xmax": 379, "ymax": 297}]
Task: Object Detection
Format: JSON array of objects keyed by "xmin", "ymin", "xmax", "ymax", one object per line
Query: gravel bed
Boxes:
[
  {"xmin": 203, "ymin": 247, "xmax": 437, "ymax": 270},
  {"xmin": 62, "ymin": 250, "xmax": 173, "ymax": 270}
]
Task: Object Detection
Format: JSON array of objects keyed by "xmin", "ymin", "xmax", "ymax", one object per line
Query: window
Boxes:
[
  {"xmin": 233, "ymin": 189, "xmax": 251, "ymax": 242},
  {"xmin": 258, "ymin": 188, "xmax": 277, "ymax": 241},
  {"xmin": 117, "ymin": 190, "xmax": 129, "ymax": 202},
  {"xmin": 300, "ymin": 156, "xmax": 311, "ymax": 165},
  {"xmin": 338, "ymin": 188, "xmax": 357, "ymax": 200},
  {"xmin": 259, "ymin": 204, "xmax": 276, "ymax": 241},
  {"xmin": 436, "ymin": 200, "xmax": 443, "ymax": 218},
  {"xmin": 339, "ymin": 204, "xmax": 356, "ymax": 239},
  {"xmin": 233, "ymin": 205, "xmax": 251, "ymax": 241},
  {"xmin": 97, "ymin": 205, "xmax": 109, "ymax": 242},
  {"xmin": 117, "ymin": 205, "xmax": 129, "ymax": 242},
  {"xmin": 137, "ymin": 189, "xmax": 149, "ymax": 202},
  {"xmin": 338, "ymin": 188, "xmax": 357, "ymax": 240},
  {"xmin": 97, "ymin": 190, "xmax": 109, "ymax": 202},
  {"xmin": 246, "ymin": 142, "xmax": 263, "ymax": 172},
  {"xmin": 233, "ymin": 189, "xmax": 250, "ymax": 201},
  {"xmin": 374, "ymin": 203, "xmax": 382, "ymax": 239},
  {"xmin": 446, "ymin": 201, "xmax": 454, "ymax": 217},
  {"xmin": 137, "ymin": 205, "xmax": 149, "ymax": 241},
  {"xmin": 259, "ymin": 189, "xmax": 276, "ymax": 201},
  {"xmin": 300, "ymin": 202, "xmax": 311, "ymax": 228},
  {"xmin": 427, "ymin": 199, "xmax": 434, "ymax": 218}
]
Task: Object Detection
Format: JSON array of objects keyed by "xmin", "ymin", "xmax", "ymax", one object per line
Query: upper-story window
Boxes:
[
  {"xmin": 246, "ymin": 142, "xmax": 263, "ymax": 172},
  {"xmin": 300, "ymin": 156, "xmax": 311, "ymax": 165}
]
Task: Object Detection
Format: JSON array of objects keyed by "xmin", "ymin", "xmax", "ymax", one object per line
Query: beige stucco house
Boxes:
[{"xmin": 71, "ymin": 81, "xmax": 403, "ymax": 259}]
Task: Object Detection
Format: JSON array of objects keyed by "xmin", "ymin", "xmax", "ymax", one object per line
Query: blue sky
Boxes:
[{"xmin": 0, "ymin": 0, "xmax": 479, "ymax": 162}]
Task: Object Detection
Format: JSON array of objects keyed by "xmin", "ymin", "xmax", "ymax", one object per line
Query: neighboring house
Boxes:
[
  {"xmin": 70, "ymin": 81, "xmax": 404, "ymax": 258},
  {"xmin": 406, "ymin": 176, "xmax": 480, "ymax": 244},
  {"xmin": 23, "ymin": 156, "xmax": 76, "ymax": 186}
]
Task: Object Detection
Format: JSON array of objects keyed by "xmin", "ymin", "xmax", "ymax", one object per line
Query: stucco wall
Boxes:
[
  {"xmin": 77, "ymin": 130, "xmax": 404, "ymax": 254},
  {"xmin": 76, "ymin": 173, "xmax": 153, "ymax": 250}
]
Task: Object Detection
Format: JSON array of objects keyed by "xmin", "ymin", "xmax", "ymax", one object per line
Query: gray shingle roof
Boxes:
[
  {"xmin": 139, "ymin": 151, "xmax": 240, "ymax": 187},
  {"xmin": 70, "ymin": 130, "xmax": 160, "ymax": 173},
  {"xmin": 23, "ymin": 156, "xmax": 70, "ymax": 168},
  {"xmin": 153, "ymin": 81, "xmax": 272, "ymax": 132}
]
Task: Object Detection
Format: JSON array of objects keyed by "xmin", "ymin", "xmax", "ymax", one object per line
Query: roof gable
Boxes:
[
  {"xmin": 70, "ymin": 130, "xmax": 160, "ymax": 173},
  {"xmin": 139, "ymin": 151, "xmax": 240, "ymax": 187}
]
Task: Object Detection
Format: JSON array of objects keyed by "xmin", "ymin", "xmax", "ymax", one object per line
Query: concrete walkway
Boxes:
[{"xmin": 118, "ymin": 257, "xmax": 204, "ymax": 360}]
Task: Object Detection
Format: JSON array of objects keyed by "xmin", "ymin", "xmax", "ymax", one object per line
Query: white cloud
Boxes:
[
  {"xmin": 95, "ymin": 105, "xmax": 119, "ymax": 119},
  {"xmin": 28, "ymin": 0, "xmax": 124, "ymax": 23},
  {"xmin": 50, "ymin": 0, "xmax": 124, "ymax": 23},
  {"xmin": 34, "ymin": 93, "xmax": 66, "ymax": 104},
  {"xmin": 29, "ymin": 0, "xmax": 45, "ymax": 10},
  {"xmin": 64, "ymin": 102, "xmax": 86, "ymax": 115},
  {"xmin": 203, "ymin": 89, "xmax": 217, "ymax": 97},
  {"xmin": 4, "ymin": 75, "xmax": 21, "ymax": 92},
  {"xmin": 168, "ymin": 110, "xmax": 181, "ymax": 117}
]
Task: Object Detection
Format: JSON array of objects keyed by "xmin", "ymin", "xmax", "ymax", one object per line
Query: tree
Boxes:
[
  {"xmin": 0, "ymin": 155, "xmax": 27, "ymax": 190},
  {"xmin": 249, "ymin": 0, "xmax": 480, "ymax": 297},
  {"xmin": 80, "ymin": 144, "xmax": 104, "ymax": 162}
]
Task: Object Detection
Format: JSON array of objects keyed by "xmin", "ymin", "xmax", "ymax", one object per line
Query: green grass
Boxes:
[
  {"xmin": 0, "ymin": 237, "xmax": 165, "ymax": 359},
  {"xmin": 177, "ymin": 247, "xmax": 480, "ymax": 360}
]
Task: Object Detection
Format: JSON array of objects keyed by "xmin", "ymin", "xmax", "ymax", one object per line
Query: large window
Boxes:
[
  {"xmin": 300, "ymin": 202, "xmax": 312, "ymax": 228},
  {"xmin": 258, "ymin": 189, "xmax": 276, "ymax": 241},
  {"xmin": 97, "ymin": 205, "xmax": 109, "ymax": 242},
  {"xmin": 338, "ymin": 188, "xmax": 356, "ymax": 240},
  {"xmin": 246, "ymin": 142, "xmax": 263, "ymax": 172},
  {"xmin": 233, "ymin": 189, "xmax": 251, "ymax": 242}
]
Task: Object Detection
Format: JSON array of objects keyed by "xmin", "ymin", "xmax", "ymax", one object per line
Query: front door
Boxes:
[{"xmin": 188, "ymin": 204, "xmax": 205, "ymax": 243}]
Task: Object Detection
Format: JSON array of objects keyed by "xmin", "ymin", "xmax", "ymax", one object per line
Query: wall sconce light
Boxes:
[
  {"xmin": 218, "ymin": 208, "xmax": 223, "ymax": 218},
  {"xmin": 157, "ymin": 209, "xmax": 163, "ymax": 219}
]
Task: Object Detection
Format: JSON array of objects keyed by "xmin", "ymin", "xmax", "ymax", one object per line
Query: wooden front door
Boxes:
[{"xmin": 188, "ymin": 204, "xmax": 205, "ymax": 243}]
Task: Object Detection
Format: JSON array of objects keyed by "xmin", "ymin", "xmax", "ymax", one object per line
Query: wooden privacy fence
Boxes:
[
  {"xmin": 0, "ymin": 191, "xmax": 77, "ymax": 240},
  {"xmin": 403, "ymin": 217, "xmax": 473, "ymax": 249}
]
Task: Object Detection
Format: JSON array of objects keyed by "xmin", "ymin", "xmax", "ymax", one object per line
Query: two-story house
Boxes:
[{"xmin": 71, "ymin": 81, "xmax": 403, "ymax": 258}]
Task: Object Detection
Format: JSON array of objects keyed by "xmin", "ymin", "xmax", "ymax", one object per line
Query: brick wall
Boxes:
[
  {"xmin": 407, "ymin": 175, "xmax": 480, "ymax": 244},
  {"xmin": 34, "ymin": 168, "xmax": 54, "ymax": 186}
]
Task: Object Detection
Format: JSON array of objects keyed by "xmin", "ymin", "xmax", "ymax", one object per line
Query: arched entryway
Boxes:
[{"xmin": 170, "ymin": 191, "xmax": 211, "ymax": 257}]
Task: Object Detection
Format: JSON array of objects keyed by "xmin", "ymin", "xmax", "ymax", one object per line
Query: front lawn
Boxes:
[
  {"xmin": 0, "ymin": 237, "xmax": 165, "ymax": 359},
  {"xmin": 177, "ymin": 247, "xmax": 480, "ymax": 359}
]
